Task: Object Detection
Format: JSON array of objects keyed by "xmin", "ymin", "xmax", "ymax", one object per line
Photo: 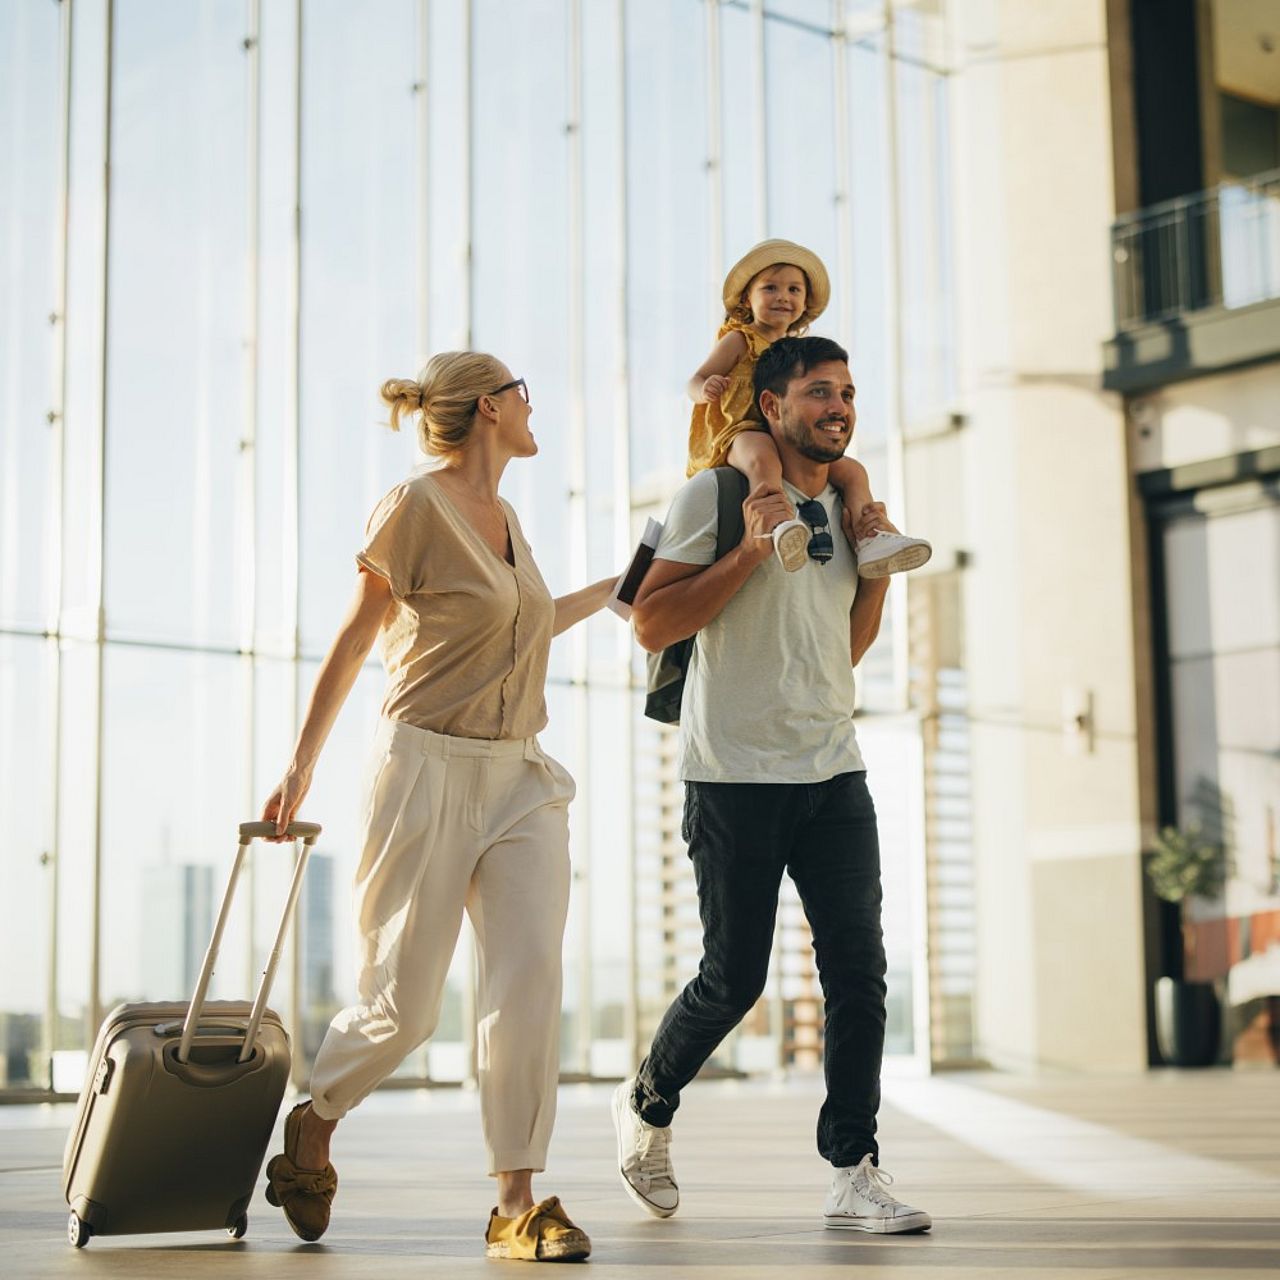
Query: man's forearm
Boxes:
[
  {"xmin": 632, "ymin": 547, "xmax": 762, "ymax": 652},
  {"xmin": 849, "ymin": 577, "xmax": 890, "ymax": 667}
]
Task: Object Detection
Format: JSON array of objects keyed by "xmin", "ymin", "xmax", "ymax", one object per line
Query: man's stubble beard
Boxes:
[{"xmin": 777, "ymin": 409, "xmax": 848, "ymax": 464}]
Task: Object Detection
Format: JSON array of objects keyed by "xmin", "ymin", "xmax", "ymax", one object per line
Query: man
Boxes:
[{"xmin": 613, "ymin": 335, "xmax": 931, "ymax": 1234}]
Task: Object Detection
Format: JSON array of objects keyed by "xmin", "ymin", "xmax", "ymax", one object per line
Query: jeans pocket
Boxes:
[{"xmin": 681, "ymin": 784, "xmax": 700, "ymax": 848}]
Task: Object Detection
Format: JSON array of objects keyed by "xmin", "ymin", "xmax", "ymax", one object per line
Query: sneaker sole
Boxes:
[
  {"xmin": 610, "ymin": 1085, "xmax": 679, "ymax": 1219},
  {"xmin": 857, "ymin": 542, "xmax": 932, "ymax": 579},
  {"xmin": 823, "ymin": 1212, "xmax": 932, "ymax": 1234},
  {"xmin": 774, "ymin": 523, "xmax": 810, "ymax": 573}
]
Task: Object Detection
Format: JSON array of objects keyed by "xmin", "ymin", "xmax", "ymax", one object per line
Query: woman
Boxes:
[{"xmin": 259, "ymin": 351, "xmax": 615, "ymax": 1262}]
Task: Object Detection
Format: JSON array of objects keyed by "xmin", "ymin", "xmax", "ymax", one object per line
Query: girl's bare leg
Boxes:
[
  {"xmin": 829, "ymin": 455, "xmax": 879, "ymax": 532},
  {"xmin": 728, "ymin": 430, "xmax": 811, "ymax": 571},
  {"xmin": 727, "ymin": 429, "xmax": 788, "ymax": 502}
]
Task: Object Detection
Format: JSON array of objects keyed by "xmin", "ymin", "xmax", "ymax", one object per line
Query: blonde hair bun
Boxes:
[
  {"xmin": 379, "ymin": 377, "xmax": 424, "ymax": 435},
  {"xmin": 379, "ymin": 351, "xmax": 508, "ymax": 457}
]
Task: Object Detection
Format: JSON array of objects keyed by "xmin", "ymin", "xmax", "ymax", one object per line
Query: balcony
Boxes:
[{"xmin": 1103, "ymin": 167, "xmax": 1280, "ymax": 393}]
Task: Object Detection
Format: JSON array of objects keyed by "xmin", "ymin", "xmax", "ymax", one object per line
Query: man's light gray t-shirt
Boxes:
[{"xmin": 656, "ymin": 470, "xmax": 866, "ymax": 784}]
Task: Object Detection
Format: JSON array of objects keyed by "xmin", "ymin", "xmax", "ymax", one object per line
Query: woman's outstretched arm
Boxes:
[
  {"xmin": 261, "ymin": 567, "xmax": 394, "ymax": 837},
  {"xmin": 552, "ymin": 575, "xmax": 618, "ymax": 637}
]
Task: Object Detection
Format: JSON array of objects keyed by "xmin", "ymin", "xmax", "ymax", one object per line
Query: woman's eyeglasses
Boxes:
[
  {"xmin": 795, "ymin": 499, "xmax": 834, "ymax": 565},
  {"xmin": 485, "ymin": 377, "xmax": 528, "ymax": 403}
]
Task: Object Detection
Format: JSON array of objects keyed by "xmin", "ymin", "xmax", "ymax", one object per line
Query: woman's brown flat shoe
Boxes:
[{"xmin": 264, "ymin": 1102, "xmax": 338, "ymax": 1242}]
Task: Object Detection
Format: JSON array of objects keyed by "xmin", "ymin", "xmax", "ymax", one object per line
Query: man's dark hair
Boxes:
[{"xmin": 753, "ymin": 335, "xmax": 849, "ymax": 420}]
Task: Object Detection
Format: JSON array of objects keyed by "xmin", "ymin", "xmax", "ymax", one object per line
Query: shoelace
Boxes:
[
  {"xmin": 854, "ymin": 1161, "xmax": 898, "ymax": 1209},
  {"xmin": 635, "ymin": 1124, "xmax": 673, "ymax": 1181}
]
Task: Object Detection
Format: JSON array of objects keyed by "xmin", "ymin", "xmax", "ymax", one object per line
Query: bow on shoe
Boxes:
[{"xmin": 267, "ymin": 1154, "xmax": 338, "ymax": 1203}]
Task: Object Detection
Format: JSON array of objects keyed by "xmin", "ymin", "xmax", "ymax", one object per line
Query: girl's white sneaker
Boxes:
[
  {"xmin": 772, "ymin": 518, "xmax": 811, "ymax": 572},
  {"xmin": 854, "ymin": 529, "xmax": 932, "ymax": 579},
  {"xmin": 823, "ymin": 1155, "xmax": 932, "ymax": 1234}
]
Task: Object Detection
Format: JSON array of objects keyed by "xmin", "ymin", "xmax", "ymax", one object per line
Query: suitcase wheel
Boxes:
[
  {"xmin": 228, "ymin": 1213, "xmax": 248, "ymax": 1240},
  {"xmin": 67, "ymin": 1212, "xmax": 92, "ymax": 1249}
]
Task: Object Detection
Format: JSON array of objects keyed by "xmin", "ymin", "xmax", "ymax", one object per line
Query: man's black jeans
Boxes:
[{"xmin": 634, "ymin": 771, "xmax": 887, "ymax": 1166}]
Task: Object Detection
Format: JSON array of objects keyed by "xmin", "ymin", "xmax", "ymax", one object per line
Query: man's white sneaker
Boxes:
[
  {"xmin": 772, "ymin": 518, "xmax": 811, "ymax": 572},
  {"xmin": 611, "ymin": 1080, "xmax": 679, "ymax": 1218},
  {"xmin": 823, "ymin": 1155, "xmax": 931, "ymax": 1234},
  {"xmin": 854, "ymin": 529, "xmax": 932, "ymax": 579}
]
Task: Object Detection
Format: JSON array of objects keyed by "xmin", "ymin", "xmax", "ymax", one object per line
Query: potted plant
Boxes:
[{"xmin": 1147, "ymin": 824, "xmax": 1226, "ymax": 1067}]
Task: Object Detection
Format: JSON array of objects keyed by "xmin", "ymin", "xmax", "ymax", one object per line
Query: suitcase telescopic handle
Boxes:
[
  {"xmin": 178, "ymin": 820, "xmax": 323, "ymax": 1064},
  {"xmin": 239, "ymin": 820, "xmax": 322, "ymax": 842}
]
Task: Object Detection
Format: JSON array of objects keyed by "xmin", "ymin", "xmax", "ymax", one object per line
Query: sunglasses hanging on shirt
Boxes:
[{"xmin": 795, "ymin": 499, "xmax": 834, "ymax": 565}]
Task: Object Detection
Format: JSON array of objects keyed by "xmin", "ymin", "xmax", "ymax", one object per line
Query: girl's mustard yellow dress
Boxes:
[{"xmin": 685, "ymin": 318, "xmax": 772, "ymax": 477}]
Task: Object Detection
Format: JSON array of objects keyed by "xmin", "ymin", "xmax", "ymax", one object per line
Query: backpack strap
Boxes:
[
  {"xmin": 643, "ymin": 468, "xmax": 749, "ymax": 726},
  {"xmin": 712, "ymin": 467, "xmax": 748, "ymax": 560}
]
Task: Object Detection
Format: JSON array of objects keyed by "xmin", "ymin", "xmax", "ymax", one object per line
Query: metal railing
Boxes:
[{"xmin": 1111, "ymin": 166, "xmax": 1280, "ymax": 331}]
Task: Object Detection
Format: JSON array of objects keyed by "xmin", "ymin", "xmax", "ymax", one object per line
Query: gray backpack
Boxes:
[{"xmin": 644, "ymin": 467, "xmax": 748, "ymax": 724}]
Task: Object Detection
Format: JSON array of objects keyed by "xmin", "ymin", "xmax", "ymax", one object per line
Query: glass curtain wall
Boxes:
[{"xmin": 0, "ymin": 0, "xmax": 954, "ymax": 1097}]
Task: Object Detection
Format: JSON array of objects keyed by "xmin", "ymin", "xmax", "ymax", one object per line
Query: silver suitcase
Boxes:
[{"xmin": 61, "ymin": 820, "xmax": 321, "ymax": 1248}]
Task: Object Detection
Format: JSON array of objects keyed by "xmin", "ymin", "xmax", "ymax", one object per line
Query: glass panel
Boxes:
[
  {"xmin": 765, "ymin": 0, "xmax": 831, "ymax": 27},
  {"xmin": 105, "ymin": 0, "xmax": 247, "ymax": 647},
  {"xmin": 586, "ymin": 685, "xmax": 633, "ymax": 1077},
  {"xmin": 61, "ymin": 0, "xmax": 108, "ymax": 644},
  {"xmin": 99, "ymin": 649, "xmax": 246, "ymax": 1009},
  {"xmin": 427, "ymin": 0, "xmax": 469, "ymax": 354},
  {"xmin": 0, "ymin": 3, "xmax": 61, "ymax": 630},
  {"xmin": 473, "ymin": 0, "xmax": 571, "ymax": 682},
  {"xmin": 53, "ymin": 641, "xmax": 99, "ymax": 1088},
  {"xmin": 1165, "ymin": 498, "xmax": 1280, "ymax": 924},
  {"xmin": 1220, "ymin": 178, "xmax": 1280, "ymax": 313},
  {"xmin": 764, "ymin": 16, "xmax": 841, "ymax": 331},
  {"xmin": 632, "ymin": 712, "xmax": 703, "ymax": 1055},
  {"xmin": 1172, "ymin": 650, "xmax": 1280, "ymax": 883},
  {"xmin": 1165, "ymin": 503, "xmax": 1280, "ymax": 661},
  {"xmin": 720, "ymin": 0, "xmax": 760, "ymax": 259},
  {"xmin": 581, "ymin": 0, "xmax": 628, "ymax": 676},
  {"xmin": 895, "ymin": 13, "xmax": 954, "ymax": 423},
  {"xmin": 857, "ymin": 715, "xmax": 925, "ymax": 1058},
  {"xmin": 626, "ymin": 0, "xmax": 709, "ymax": 492},
  {"xmin": 251, "ymin": 656, "xmax": 299, "ymax": 1046},
  {"xmin": 291, "ymin": 657, "xmax": 392, "ymax": 1070},
  {"xmin": 424, "ymin": 942, "xmax": 472, "ymax": 1084},
  {"xmin": 845, "ymin": 31, "xmax": 899, "ymax": 711},
  {"xmin": 542, "ymin": 681, "xmax": 584, "ymax": 1069},
  {"xmin": 255, "ymin": 0, "xmax": 299, "ymax": 658},
  {"xmin": 299, "ymin": 0, "xmax": 419, "ymax": 656},
  {"xmin": 0, "ymin": 638, "xmax": 55, "ymax": 1088},
  {"xmin": 846, "ymin": 30, "xmax": 889, "ymax": 455}
]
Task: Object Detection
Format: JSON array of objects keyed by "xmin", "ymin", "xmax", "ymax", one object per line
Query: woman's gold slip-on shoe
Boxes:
[{"xmin": 484, "ymin": 1195, "xmax": 591, "ymax": 1262}]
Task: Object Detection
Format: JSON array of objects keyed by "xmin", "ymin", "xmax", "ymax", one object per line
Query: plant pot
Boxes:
[{"xmin": 1155, "ymin": 976, "xmax": 1221, "ymax": 1067}]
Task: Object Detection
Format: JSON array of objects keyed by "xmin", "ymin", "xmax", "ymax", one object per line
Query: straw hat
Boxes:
[{"xmin": 722, "ymin": 239, "xmax": 830, "ymax": 325}]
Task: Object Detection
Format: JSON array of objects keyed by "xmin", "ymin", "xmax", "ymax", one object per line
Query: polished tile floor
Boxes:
[{"xmin": 2, "ymin": 1069, "xmax": 1277, "ymax": 1278}]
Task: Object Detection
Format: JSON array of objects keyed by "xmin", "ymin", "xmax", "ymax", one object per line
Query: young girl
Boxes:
[{"xmin": 686, "ymin": 238, "xmax": 931, "ymax": 577}]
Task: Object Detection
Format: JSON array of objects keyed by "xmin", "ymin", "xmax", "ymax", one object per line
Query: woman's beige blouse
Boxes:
[{"xmin": 356, "ymin": 471, "xmax": 555, "ymax": 740}]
